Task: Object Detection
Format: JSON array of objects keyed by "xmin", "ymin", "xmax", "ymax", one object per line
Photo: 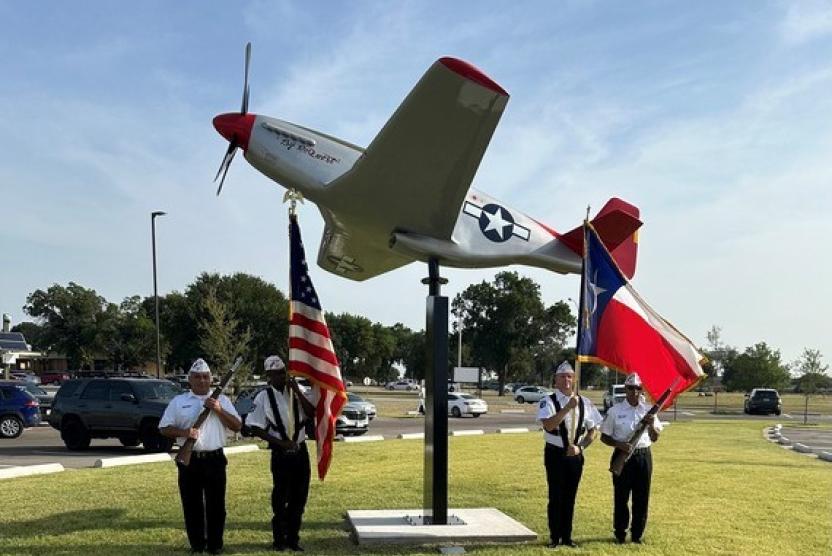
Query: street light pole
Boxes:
[{"xmin": 151, "ymin": 211, "xmax": 166, "ymax": 378}]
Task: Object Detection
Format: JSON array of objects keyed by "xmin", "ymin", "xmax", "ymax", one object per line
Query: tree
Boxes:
[
  {"xmin": 198, "ymin": 286, "xmax": 252, "ymax": 393},
  {"xmin": 153, "ymin": 272, "xmax": 289, "ymax": 375},
  {"xmin": 793, "ymin": 348, "xmax": 831, "ymax": 394},
  {"xmin": 100, "ymin": 296, "xmax": 157, "ymax": 370},
  {"xmin": 10, "ymin": 322, "xmax": 45, "ymax": 351},
  {"xmin": 722, "ymin": 342, "xmax": 790, "ymax": 392},
  {"xmin": 452, "ymin": 272, "xmax": 573, "ymax": 394},
  {"xmin": 23, "ymin": 282, "xmax": 113, "ymax": 369}
]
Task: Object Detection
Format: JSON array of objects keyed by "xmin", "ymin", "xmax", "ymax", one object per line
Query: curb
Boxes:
[
  {"xmin": 500, "ymin": 409, "xmax": 526, "ymax": 414},
  {"xmin": 792, "ymin": 443, "xmax": 814, "ymax": 454},
  {"xmin": 94, "ymin": 453, "xmax": 172, "ymax": 468},
  {"xmin": 0, "ymin": 463, "xmax": 65, "ymax": 480},
  {"xmin": 819, "ymin": 452, "xmax": 832, "ymax": 462},
  {"xmin": 342, "ymin": 435, "xmax": 385, "ymax": 443},
  {"xmin": 397, "ymin": 433, "xmax": 424, "ymax": 440},
  {"xmin": 450, "ymin": 430, "xmax": 484, "ymax": 437},
  {"xmin": 497, "ymin": 427, "xmax": 530, "ymax": 434}
]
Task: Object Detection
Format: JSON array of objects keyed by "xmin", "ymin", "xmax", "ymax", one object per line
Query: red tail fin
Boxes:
[{"xmin": 559, "ymin": 198, "xmax": 641, "ymax": 279}]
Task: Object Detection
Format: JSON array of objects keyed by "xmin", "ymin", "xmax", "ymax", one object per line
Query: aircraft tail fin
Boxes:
[{"xmin": 559, "ymin": 198, "xmax": 642, "ymax": 279}]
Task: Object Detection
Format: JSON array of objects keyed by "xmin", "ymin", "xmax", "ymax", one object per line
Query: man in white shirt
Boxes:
[
  {"xmin": 159, "ymin": 358, "xmax": 242, "ymax": 554},
  {"xmin": 537, "ymin": 361, "xmax": 603, "ymax": 549},
  {"xmin": 600, "ymin": 372, "xmax": 662, "ymax": 544},
  {"xmin": 246, "ymin": 355, "xmax": 316, "ymax": 552}
]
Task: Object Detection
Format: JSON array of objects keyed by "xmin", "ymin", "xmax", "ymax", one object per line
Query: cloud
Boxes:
[{"xmin": 781, "ymin": 1, "xmax": 832, "ymax": 45}]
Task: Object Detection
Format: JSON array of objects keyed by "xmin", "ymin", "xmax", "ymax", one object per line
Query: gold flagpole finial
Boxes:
[{"xmin": 283, "ymin": 189, "xmax": 304, "ymax": 215}]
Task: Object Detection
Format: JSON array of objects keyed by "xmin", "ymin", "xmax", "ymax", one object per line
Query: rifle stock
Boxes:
[
  {"xmin": 609, "ymin": 385, "xmax": 673, "ymax": 476},
  {"xmin": 175, "ymin": 357, "xmax": 243, "ymax": 466}
]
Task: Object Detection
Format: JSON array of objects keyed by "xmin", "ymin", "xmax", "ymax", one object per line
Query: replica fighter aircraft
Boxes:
[{"xmin": 213, "ymin": 44, "xmax": 642, "ymax": 281}]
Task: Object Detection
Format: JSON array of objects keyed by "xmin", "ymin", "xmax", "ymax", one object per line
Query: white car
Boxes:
[
  {"xmin": 448, "ymin": 393, "xmax": 487, "ymax": 417},
  {"xmin": 514, "ymin": 386, "xmax": 553, "ymax": 404},
  {"xmin": 386, "ymin": 380, "xmax": 418, "ymax": 391}
]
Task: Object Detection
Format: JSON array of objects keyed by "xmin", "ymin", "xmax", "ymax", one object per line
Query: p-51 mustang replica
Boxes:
[{"xmin": 213, "ymin": 44, "xmax": 642, "ymax": 281}]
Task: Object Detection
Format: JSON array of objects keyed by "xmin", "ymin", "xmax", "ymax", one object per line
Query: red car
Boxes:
[{"xmin": 39, "ymin": 371, "xmax": 71, "ymax": 385}]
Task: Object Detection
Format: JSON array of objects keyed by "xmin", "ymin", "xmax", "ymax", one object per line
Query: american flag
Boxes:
[{"xmin": 288, "ymin": 213, "xmax": 346, "ymax": 480}]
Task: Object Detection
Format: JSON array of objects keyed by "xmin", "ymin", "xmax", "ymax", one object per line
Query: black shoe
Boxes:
[
  {"xmin": 633, "ymin": 538, "xmax": 644, "ymax": 544},
  {"xmin": 561, "ymin": 540, "xmax": 578, "ymax": 548},
  {"xmin": 547, "ymin": 540, "xmax": 559, "ymax": 548},
  {"xmin": 615, "ymin": 536, "xmax": 626, "ymax": 544},
  {"xmin": 272, "ymin": 541, "xmax": 285, "ymax": 551},
  {"xmin": 207, "ymin": 549, "xmax": 223, "ymax": 555},
  {"xmin": 288, "ymin": 544, "xmax": 304, "ymax": 552}
]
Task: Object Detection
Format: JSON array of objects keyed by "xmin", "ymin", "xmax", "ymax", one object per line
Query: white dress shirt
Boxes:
[
  {"xmin": 601, "ymin": 398, "xmax": 663, "ymax": 449},
  {"xmin": 159, "ymin": 391, "xmax": 240, "ymax": 451},
  {"xmin": 245, "ymin": 386, "xmax": 312, "ymax": 444},
  {"xmin": 537, "ymin": 389, "xmax": 603, "ymax": 448}
]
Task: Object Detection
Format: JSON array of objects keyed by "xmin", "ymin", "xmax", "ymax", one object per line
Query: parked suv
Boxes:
[
  {"xmin": 603, "ymin": 384, "xmax": 626, "ymax": 413},
  {"xmin": 49, "ymin": 378, "xmax": 180, "ymax": 451},
  {"xmin": 0, "ymin": 381, "xmax": 41, "ymax": 438},
  {"xmin": 744, "ymin": 388, "xmax": 782, "ymax": 416}
]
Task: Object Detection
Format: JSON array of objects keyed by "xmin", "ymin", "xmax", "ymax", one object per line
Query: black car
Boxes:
[
  {"xmin": 744, "ymin": 388, "xmax": 782, "ymax": 416},
  {"xmin": 49, "ymin": 378, "xmax": 181, "ymax": 451}
]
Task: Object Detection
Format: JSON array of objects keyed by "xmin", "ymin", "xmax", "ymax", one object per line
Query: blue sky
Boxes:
[{"xmin": 2, "ymin": 1, "xmax": 831, "ymax": 368}]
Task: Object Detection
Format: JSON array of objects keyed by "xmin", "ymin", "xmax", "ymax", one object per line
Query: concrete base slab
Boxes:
[
  {"xmin": 398, "ymin": 433, "xmax": 424, "ymax": 440},
  {"xmin": 497, "ymin": 427, "xmax": 529, "ymax": 434},
  {"xmin": 346, "ymin": 508, "xmax": 537, "ymax": 545}
]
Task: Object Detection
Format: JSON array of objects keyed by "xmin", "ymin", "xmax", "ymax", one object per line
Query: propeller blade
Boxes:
[
  {"xmin": 241, "ymin": 42, "xmax": 251, "ymax": 114},
  {"xmin": 214, "ymin": 139, "xmax": 238, "ymax": 196}
]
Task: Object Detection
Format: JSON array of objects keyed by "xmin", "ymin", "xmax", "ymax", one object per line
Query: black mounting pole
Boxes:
[{"xmin": 422, "ymin": 258, "xmax": 448, "ymax": 524}]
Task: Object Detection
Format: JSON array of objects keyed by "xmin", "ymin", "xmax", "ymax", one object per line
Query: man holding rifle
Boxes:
[
  {"xmin": 600, "ymin": 372, "xmax": 662, "ymax": 545},
  {"xmin": 159, "ymin": 358, "xmax": 242, "ymax": 554}
]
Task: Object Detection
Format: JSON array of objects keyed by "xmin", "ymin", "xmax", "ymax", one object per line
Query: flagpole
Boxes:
[
  {"xmin": 571, "ymin": 205, "xmax": 591, "ymax": 442},
  {"xmin": 285, "ymin": 189, "xmax": 304, "ymax": 439}
]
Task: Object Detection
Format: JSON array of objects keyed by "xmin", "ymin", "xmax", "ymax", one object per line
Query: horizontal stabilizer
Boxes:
[{"xmin": 560, "ymin": 198, "xmax": 642, "ymax": 279}]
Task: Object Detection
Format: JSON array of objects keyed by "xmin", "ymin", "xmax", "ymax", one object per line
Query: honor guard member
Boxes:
[
  {"xmin": 246, "ymin": 355, "xmax": 317, "ymax": 552},
  {"xmin": 537, "ymin": 361, "xmax": 603, "ymax": 549},
  {"xmin": 600, "ymin": 372, "xmax": 662, "ymax": 544},
  {"xmin": 159, "ymin": 358, "xmax": 242, "ymax": 554}
]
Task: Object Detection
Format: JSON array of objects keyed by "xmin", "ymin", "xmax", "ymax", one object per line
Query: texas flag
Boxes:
[{"xmin": 577, "ymin": 223, "xmax": 705, "ymax": 405}]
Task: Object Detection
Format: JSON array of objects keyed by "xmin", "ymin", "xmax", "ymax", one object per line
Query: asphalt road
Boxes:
[{"xmin": 2, "ymin": 407, "xmax": 823, "ymax": 470}]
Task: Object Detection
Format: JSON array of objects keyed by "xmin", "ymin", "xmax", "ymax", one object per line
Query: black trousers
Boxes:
[
  {"xmin": 270, "ymin": 443, "xmax": 311, "ymax": 546},
  {"xmin": 544, "ymin": 444, "xmax": 584, "ymax": 544},
  {"xmin": 611, "ymin": 447, "xmax": 653, "ymax": 540},
  {"xmin": 176, "ymin": 451, "xmax": 228, "ymax": 552}
]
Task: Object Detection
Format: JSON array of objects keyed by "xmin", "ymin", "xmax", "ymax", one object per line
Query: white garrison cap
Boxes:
[
  {"xmin": 189, "ymin": 358, "xmax": 211, "ymax": 375},
  {"xmin": 554, "ymin": 361, "xmax": 575, "ymax": 375},
  {"xmin": 264, "ymin": 355, "xmax": 285, "ymax": 371},
  {"xmin": 624, "ymin": 373, "xmax": 642, "ymax": 387}
]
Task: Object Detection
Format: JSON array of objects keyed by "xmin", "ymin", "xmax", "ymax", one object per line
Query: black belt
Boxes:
[
  {"xmin": 191, "ymin": 448, "xmax": 224, "ymax": 459},
  {"xmin": 633, "ymin": 447, "xmax": 651, "ymax": 454}
]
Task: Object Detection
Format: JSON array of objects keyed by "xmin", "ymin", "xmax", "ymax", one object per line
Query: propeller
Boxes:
[{"xmin": 214, "ymin": 42, "xmax": 252, "ymax": 196}]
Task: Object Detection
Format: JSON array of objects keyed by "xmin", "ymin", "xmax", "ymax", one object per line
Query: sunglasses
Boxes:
[{"xmin": 625, "ymin": 385, "xmax": 642, "ymax": 391}]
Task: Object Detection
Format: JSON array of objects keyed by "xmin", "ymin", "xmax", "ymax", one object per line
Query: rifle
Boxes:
[
  {"xmin": 174, "ymin": 357, "xmax": 243, "ymax": 466},
  {"xmin": 609, "ymin": 385, "xmax": 673, "ymax": 476}
]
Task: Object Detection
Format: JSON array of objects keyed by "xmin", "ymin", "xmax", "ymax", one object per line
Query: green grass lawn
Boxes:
[{"xmin": 3, "ymin": 421, "xmax": 830, "ymax": 555}]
